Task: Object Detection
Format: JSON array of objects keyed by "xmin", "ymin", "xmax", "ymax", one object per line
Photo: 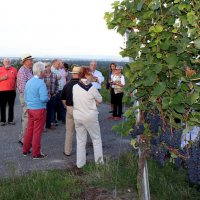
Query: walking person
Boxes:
[
  {"xmin": 73, "ymin": 67, "xmax": 104, "ymax": 168},
  {"xmin": 111, "ymin": 66, "xmax": 125, "ymax": 121},
  {"xmin": 16, "ymin": 54, "xmax": 33, "ymax": 145},
  {"xmin": 23, "ymin": 62, "xmax": 49, "ymax": 159},
  {"xmin": 0, "ymin": 58, "xmax": 18, "ymax": 126},
  {"xmin": 61, "ymin": 65, "xmax": 81, "ymax": 156}
]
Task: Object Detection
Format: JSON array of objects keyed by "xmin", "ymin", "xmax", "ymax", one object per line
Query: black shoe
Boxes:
[
  {"xmin": 23, "ymin": 151, "xmax": 31, "ymax": 156},
  {"xmin": 18, "ymin": 141, "xmax": 23, "ymax": 146},
  {"xmin": 63, "ymin": 152, "xmax": 71, "ymax": 156},
  {"xmin": 109, "ymin": 110, "xmax": 113, "ymax": 113},
  {"xmin": 33, "ymin": 153, "xmax": 48, "ymax": 160}
]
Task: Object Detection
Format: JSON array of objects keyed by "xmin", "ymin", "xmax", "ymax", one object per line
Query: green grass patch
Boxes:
[
  {"xmin": 100, "ymin": 87, "xmax": 110, "ymax": 103},
  {"xmin": 0, "ymin": 153, "xmax": 199, "ymax": 200}
]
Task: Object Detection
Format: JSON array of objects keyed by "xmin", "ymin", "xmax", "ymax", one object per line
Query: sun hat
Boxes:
[
  {"xmin": 21, "ymin": 53, "xmax": 33, "ymax": 64},
  {"xmin": 70, "ymin": 65, "xmax": 81, "ymax": 74}
]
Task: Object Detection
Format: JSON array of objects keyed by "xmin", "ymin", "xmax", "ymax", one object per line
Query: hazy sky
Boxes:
[{"xmin": 0, "ymin": 0, "xmax": 125, "ymax": 58}]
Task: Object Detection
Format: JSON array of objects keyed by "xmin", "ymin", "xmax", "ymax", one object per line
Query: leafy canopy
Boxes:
[{"xmin": 105, "ymin": 0, "xmax": 200, "ymax": 135}]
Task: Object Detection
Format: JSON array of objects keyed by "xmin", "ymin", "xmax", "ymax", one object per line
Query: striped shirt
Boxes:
[
  {"xmin": 44, "ymin": 72, "xmax": 59, "ymax": 95},
  {"xmin": 17, "ymin": 66, "xmax": 33, "ymax": 93}
]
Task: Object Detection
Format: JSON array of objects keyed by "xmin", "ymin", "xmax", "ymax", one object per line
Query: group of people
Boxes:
[
  {"xmin": 0, "ymin": 54, "xmax": 125, "ymax": 168},
  {"xmin": 107, "ymin": 63, "xmax": 125, "ymax": 120}
]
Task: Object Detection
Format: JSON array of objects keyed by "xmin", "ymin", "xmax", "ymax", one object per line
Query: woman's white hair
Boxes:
[{"xmin": 33, "ymin": 62, "xmax": 45, "ymax": 76}]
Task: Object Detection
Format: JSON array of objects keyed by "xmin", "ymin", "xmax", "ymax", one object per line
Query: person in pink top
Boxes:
[{"xmin": 0, "ymin": 58, "xmax": 18, "ymax": 126}]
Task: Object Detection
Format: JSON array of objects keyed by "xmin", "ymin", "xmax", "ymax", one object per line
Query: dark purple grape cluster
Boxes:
[
  {"xmin": 151, "ymin": 137, "xmax": 160, "ymax": 145},
  {"xmin": 131, "ymin": 124, "xmax": 144, "ymax": 138},
  {"xmin": 160, "ymin": 129, "xmax": 182, "ymax": 148},
  {"xmin": 148, "ymin": 115, "xmax": 162, "ymax": 134},
  {"xmin": 151, "ymin": 144, "xmax": 168, "ymax": 166},
  {"xmin": 150, "ymin": 128, "xmax": 182, "ymax": 166},
  {"xmin": 130, "ymin": 109, "xmax": 200, "ymax": 185},
  {"xmin": 144, "ymin": 110, "xmax": 162, "ymax": 134},
  {"xmin": 185, "ymin": 141, "xmax": 200, "ymax": 185},
  {"xmin": 174, "ymin": 149, "xmax": 186, "ymax": 168}
]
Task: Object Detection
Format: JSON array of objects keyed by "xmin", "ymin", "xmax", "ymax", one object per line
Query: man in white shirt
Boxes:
[
  {"xmin": 51, "ymin": 59, "xmax": 62, "ymax": 89},
  {"xmin": 51, "ymin": 59, "xmax": 65, "ymax": 123},
  {"xmin": 89, "ymin": 61, "xmax": 104, "ymax": 91}
]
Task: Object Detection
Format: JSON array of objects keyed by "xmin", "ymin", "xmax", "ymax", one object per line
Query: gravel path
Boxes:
[{"xmin": 0, "ymin": 93, "xmax": 132, "ymax": 178}]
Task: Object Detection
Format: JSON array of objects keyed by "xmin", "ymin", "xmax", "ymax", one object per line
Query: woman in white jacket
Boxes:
[{"xmin": 73, "ymin": 67, "xmax": 104, "ymax": 168}]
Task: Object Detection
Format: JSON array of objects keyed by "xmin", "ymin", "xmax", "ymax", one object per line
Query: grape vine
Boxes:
[{"xmin": 104, "ymin": 0, "xmax": 200, "ymax": 197}]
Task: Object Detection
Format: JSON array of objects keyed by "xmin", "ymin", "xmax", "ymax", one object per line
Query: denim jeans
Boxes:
[{"xmin": 46, "ymin": 95, "xmax": 56, "ymax": 128}]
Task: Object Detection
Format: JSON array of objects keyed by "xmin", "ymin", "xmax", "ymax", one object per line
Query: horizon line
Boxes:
[{"xmin": 0, "ymin": 54, "xmax": 129, "ymax": 61}]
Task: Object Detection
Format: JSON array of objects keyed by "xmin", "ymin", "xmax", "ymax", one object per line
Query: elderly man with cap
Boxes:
[
  {"xmin": 61, "ymin": 65, "xmax": 81, "ymax": 156},
  {"xmin": 0, "ymin": 58, "xmax": 18, "ymax": 126},
  {"xmin": 17, "ymin": 53, "xmax": 33, "ymax": 145}
]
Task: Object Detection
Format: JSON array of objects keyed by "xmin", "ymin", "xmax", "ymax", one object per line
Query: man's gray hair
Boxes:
[{"xmin": 33, "ymin": 62, "xmax": 45, "ymax": 76}]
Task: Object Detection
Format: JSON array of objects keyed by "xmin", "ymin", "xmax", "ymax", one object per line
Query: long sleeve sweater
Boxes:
[
  {"xmin": 73, "ymin": 79, "xmax": 102, "ymax": 121},
  {"xmin": 24, "ymin": 76, "xmax": 49, "ymax": 109}
]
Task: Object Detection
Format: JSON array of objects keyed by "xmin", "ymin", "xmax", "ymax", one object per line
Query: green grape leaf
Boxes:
[
  {"xmin": 151, "ymin": 82, "xmax": 166, "ymax": 96},
  {"xmin": 165, "ymin": 54, "xmax": 178, "ymax": 68},
  {"xmin": 143, "ymin": 71, "xmax": 157, "ymax": 86},
  {"xmin": 162, "ymin": 97, "xmax": 170, "ymax": 109},
  {"xmin": 194, "ymin": 38, "xmax": 200, "ymax": 49}
]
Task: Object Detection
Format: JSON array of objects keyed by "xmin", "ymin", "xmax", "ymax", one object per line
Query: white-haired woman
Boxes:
[{"xmin": 23, "ymin": 62, "xmax": 49, "ymax": 159}]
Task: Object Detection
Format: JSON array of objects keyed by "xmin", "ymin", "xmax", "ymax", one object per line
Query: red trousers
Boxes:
[{"xmin": 23, "ymin": 109, "xmax": 46, "ymax": 157}]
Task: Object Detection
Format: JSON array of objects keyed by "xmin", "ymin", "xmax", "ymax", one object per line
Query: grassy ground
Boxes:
[
  {"xmin": 101, "ymin": 87, "xmax": 110, "ymax": 104},
  {"xmin": 0, "ymin": 153, "xmax": 199, "ymax": 200}
]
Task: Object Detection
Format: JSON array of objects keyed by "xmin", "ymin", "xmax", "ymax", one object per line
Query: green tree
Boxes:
[{"xmin": 105, "ymin": 0, "xmax": 200, "ymax": 198}]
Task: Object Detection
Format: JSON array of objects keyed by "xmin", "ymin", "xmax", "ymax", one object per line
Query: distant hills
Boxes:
[
  {"xmin": 0, "ymin": 55, "xmax": 129, "ymax": 62},
  {"xmin": 0, "ymin": 55, "xmax": 129, "ymax": 69}
]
